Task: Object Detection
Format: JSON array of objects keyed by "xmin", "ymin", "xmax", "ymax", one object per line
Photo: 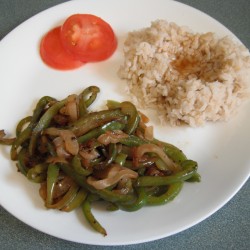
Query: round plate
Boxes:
[{"xmin": 0, "ymin": 0, "xmax": 249, "ymax": 246}]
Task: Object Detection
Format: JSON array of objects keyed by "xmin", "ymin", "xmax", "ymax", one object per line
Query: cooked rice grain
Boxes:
[{"xmin": 119, "ymin": 20, "xmax": 250, "ymax": 126}]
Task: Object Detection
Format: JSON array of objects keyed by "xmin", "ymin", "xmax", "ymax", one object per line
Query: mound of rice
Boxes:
[{"xmin": 119, "ymin": 20, "xmax": 250, "ymax": 126}]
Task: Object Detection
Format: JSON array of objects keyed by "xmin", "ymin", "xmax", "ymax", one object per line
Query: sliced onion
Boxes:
[
  {"xmin": 133, "ymin": 144, "xmax": 178, "ymax": 172},
  {"xmin": 53, "ymin": 137, "xmax": 71, "ymax": 158},
  {"xmin": 86, "ymin": 164, "xmax": 138, "ymax": 190},
  {"xmin": 97, "ymin": 130, "xmax": 128, "ymax": 145},
  {"xmin": 60, "ymin": 94, "xmax": 78, "ymax": 122},
  {"xmin": 39, "ymin": 174, "xmax": 75, "ymax": 203},
  {"xmin": 52, "ymin": 176, "xmax": 75, "ymax": 199},
  {"xmin": 46, "ymin": 156, "xmax": 68, "ymax": 164},
  {"xmin": 145, "ymin": 166, "xmax": 165, "ymax": 176},
  {"xmin": 79, "ymin": 148, "xmax": 99, "ymax": 160},
  {"xmin": 44, "ymin": 128, "xmax": 79, "ymax": 156},
  {"xmin": 66, "ymin": 94, "xmax": 78, "ymax": 122},
  {"xmin": 135, "ymin": 128, "xmax": 144, "ymax": 139},
  {"xmin": 39, "ymin": 182, "xmax": 47, "ymax": 201},
  {"xmin": 144, "ymin": 126, "xmax": 154, "ymax": 141},
  {"xmin": 60, "ymin": 130, "xmax": 79, "ymax": 155}
]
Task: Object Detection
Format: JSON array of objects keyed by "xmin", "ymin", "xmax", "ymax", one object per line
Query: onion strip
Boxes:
[
  {"xmin": 133, "ymin": 144, "xmax": 179, "ymax": 172},
  {"xmin": 87, "ymin": 164, "xmax": 138, "ymax": 190}
]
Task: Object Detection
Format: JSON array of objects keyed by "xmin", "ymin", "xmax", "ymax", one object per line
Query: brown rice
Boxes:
[{"xmin": 118, "ymin": 20, "xmax": 250, "ymax": 126}]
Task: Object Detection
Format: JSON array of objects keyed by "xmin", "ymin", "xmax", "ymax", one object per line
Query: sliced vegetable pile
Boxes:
[
  {"xmin": 40, "ymin": 14, "xmax": 117, "ymax": 70},
  {"xmin": 0, "ymin": 86, "xmax": 200, "ymax": 236}
]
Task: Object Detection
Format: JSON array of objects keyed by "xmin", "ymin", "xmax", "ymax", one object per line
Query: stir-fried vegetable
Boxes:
[{"xmin": 0, "ymin": 86, "xmax": 200, "ymax": 236}]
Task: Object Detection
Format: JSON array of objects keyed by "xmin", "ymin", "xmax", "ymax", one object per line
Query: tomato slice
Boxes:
[
  {"xmin": 40, "ymin": 26, "xmax": 84, "ymax": 70},
  {"xmin": 60, "ymin": 14, "xmax": 117, "ymax": 62}
]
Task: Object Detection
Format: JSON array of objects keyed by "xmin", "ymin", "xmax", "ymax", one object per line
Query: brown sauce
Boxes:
[{"xmin": 171, "ymin": 54, "xmax": 226, "ymax": 82}]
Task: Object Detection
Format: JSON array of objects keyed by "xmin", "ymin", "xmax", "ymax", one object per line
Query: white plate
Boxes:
[{"xmin": 0, "ymin": 0, "xmax": 249, "ymax": 246}]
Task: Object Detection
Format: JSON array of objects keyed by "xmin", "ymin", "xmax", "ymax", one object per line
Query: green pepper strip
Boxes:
[
  {"xmin": 136, "ymin": 160, "xmax": 198, "ymax": 187},
  {"xmin": 106, "ymin": 202, "xmax": 119, "ymax": 211},
  {"xmin": 59, "ymin": 163, "xmax": 135, "ymax": 203},
  {"xmin": 46, "ymin": 183, "xmax": 79, "ymax": 210},
  {"xmin": 11, "ymin": 96, "xmax": 55, "ymax": 159},
  {"xmin": 120, "ymin": 145, "xmax": 133, "ymax": 157},
  {"xmin": 46, "ymin": 164, "xmax": 60, "ymax": 206},
  {"xmin": 71, "ymin": 155, "xmax": 92, "ymax": 176},
  {"xmin": 124, "ymin": 159, "xmax": 154, "ymax": 170},
  {"xmin": 61, "ymin": 188, "xmax": 88, "ymax": 212},
  {"xmin": 120, "ymin": 101, "xmax": 140, "ymax": 134},
  {"xmin": 16, "ymin": 147, "xmax": 29, "ymax": 176},
  {"xmin": 78, "ymin": 86, "xmax": 100, "ymax": 117},
  {"xmin": 146, "ymin": 182, "xmax": 183, "ymax": 205},
  {"xmin": 82, "ymin": 194, "xmax": 107, "ymax": 236},
  {"xmin": 118, "ymin": 187, "xmax": 147, "ymax": 212},
  {"xmin": 107, "ymin": 143, "xmax": 118, "ymax": 165},
  {"xmin": 29, "ymin": 99, "xmax": 66, "ymax": 155},
  {"xmin": 185, "ymin": 172, "xmax": 201, "ymax": 182},
  {"xmin": 31, "ymin": 96, "xmax": 56, "ymax": 124},
  {"xmin": 153, "ymin": 139, "xmax": 187, "ymax": 164},
  {"xmin": 106, "ymin": 100, "xmax": 121, "ymax": 110},
  {"xmin": 70, "ymin": 109, "xmax": 126, "ymax": 137},
  {"xmin": 77, "ymin": 121, "xmax": 125, "ymax": 143},
  {"xmin": 120, "ymin": 135, "xmax": 148, "ymax": 147},
  {"xmin": 10, "ymin": 127, "xmax": 32, "ymax": 160},
  {"xmin": 155, "ymin": 157, "xmax": 171, "ymax": 171},
  {"xmin": 15, "ymin": 116, "xmax": 32, "ymax": 137},
  {"xmin": 114, "ymin": 153, "xmax": 127, "ymax": 166},
  {"xmin": 27, "ymin": 163, "xmax": 48, "ymax": 183}
]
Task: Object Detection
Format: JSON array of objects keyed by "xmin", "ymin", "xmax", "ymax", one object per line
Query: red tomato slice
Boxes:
[
  {"xmin": 40, "ymin": 26, "xmax": 84, "ymax": 70},
  {"xmin": 60, "ymin": 14, "xmax": 117, "ymax": 62}
]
